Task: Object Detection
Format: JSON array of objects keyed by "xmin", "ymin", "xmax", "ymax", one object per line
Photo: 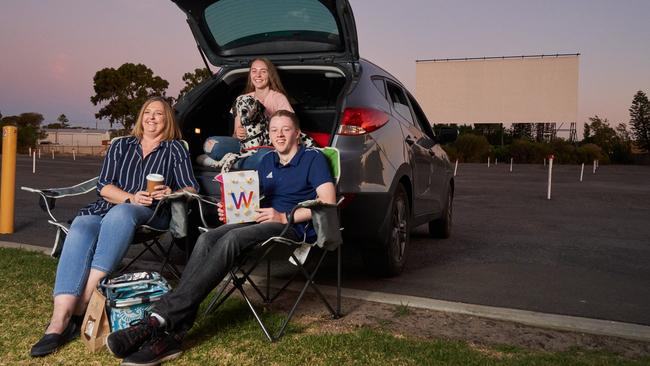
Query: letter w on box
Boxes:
[{"xmin": 216, "ymin": 170, "xmax": 260, "ymax": 224}]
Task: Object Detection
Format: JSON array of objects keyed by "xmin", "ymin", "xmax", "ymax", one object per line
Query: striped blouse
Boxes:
[{"xmin": 79, "ymin": 136, "xmax": 199, "ymax": 216}]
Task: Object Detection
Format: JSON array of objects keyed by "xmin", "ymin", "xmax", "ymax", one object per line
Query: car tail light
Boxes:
[{"xmin": 337, "ymin": 108, "xmax": 389, "ymax": 135}]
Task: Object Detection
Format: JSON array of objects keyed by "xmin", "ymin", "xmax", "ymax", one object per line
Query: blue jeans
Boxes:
[
  {"xmin": 204, "ymin": 136, "xmax": 240, "ymax": 160},
  {"xmin": 235, "ymin": 147, "xmax": 273, "ymax": 170},
  {"xmin": 53, "ymin": 204, "xmax": 169, "ymax": 297}
]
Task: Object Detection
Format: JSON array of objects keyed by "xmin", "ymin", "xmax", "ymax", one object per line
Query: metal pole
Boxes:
[
  {"xmin": 547, "ymin": 157, "xmax": 553, "ymax": 200},
  {"xmin": 1, "ymin": 126, "xmax": 17, "ymax": 233},
  {"xmin": 487, "ymin": 157, "xmax": 491, "ymax": 168},
  {"xmin": 510, "ymin": 158, "xmax": 513, "ymax": 172},
  {"xmin": 580, "ymin": 163, "xmax": 584, "ymax": 182},
  {"xmin": 593, "ymin": 160, "xmax": 596, "ymax": 174},
  {"xmin": 454, "ymin": 159, "xmax": 458, "ymax": 176},
  {"xmin": 33, "ymin": 152, "xmax": 36, "ymax": 174}
]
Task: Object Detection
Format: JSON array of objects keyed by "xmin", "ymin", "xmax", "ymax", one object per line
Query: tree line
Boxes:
[
  {"xmin": 437, "ymin": 90, "xmax": 650, "ymax": 164},
  {"xmin": 1, "ymin": 63, "xmax": 210, "ymax": 152},
  {"xmin": 2, "ymin": 62, "xmax": 649, "ymax": 162}
]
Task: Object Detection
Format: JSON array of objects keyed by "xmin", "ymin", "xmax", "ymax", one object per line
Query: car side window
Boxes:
[
  {"xmin": 406, "ymin": 93, "xmax": 436, "ymax": 140},
  {"xmin": 372, "ymin": 77, "xmax": 387, "ymax": 99},
  {"xmin": 386, "ymin": 82, "xmax": 415, "ymax": 125}
]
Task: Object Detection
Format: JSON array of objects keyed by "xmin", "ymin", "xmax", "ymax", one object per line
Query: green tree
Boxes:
[
  {"xmin": 582, "ymin": 115, "xmax": 617, "ymax": 160},
  {"xmin": 177, "ymin": 68, "xmax": 212, "ymax": 100},
  {"xmin": 45, "ymin": 113, "xmax": 71, "ymax": 129},
  {"xmin": 629, "ymin": 90, "xmax": 650, "ymax": 154},
  {"xmin": 453, "ymin": 133, "xmax": 490, "ymax": 162},
  {"xmin": 90, "ymin": 63, "xmax": 169, "ymax": 134},
  {"xmin": 57, "ymin": 114, "xmax": 70, "ymax": 128},
  {"xmin": 612, "ymin": 123, "xmax": 633, "ymax": 163},
  {"xmin": 511, "ymin": 123, "xmax": 534, "ymax": 140},
  {"xmin": 0, "ymin": 113, "xmax": 47, "ymax": 152}
]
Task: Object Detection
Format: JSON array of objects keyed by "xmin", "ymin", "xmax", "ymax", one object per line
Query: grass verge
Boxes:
[{"xmin": 0, "ymin": 247, "xmax": 648, "ymax": 366}]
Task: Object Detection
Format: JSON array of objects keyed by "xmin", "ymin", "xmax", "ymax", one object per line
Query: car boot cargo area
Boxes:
[{"xmin": 178, "ymin": 65, "xmax": 348, "ymax": 163}]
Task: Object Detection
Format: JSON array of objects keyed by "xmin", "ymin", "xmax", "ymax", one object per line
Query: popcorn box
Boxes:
[{"xmin": 216, "ymin": 170, "xmax": 260, "ymax": 224}]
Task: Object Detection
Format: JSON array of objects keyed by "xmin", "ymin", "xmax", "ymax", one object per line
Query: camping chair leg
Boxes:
[
  {"xmin": 234, "ymin": 274, "xmax": 275, "ymax": 342},
  {"xmin": 268, "ymin": 268, "xmax": 301, "ymax": 303},
  {"xmin": 266, "ymin": 259, "xmax": 271, "ymax": 302},
  {"xmin": 203, "ymin": 271, "xmax": 237, "ymax": 316},
  {"xmin": 155, "ymin": 239, "xmax": 181, "ymax": 280},
  {"xmin": 266, "ymin": 250, "xmax": 336, "ymax": 341},
  {"xmin": 336, "ymin": 245, "xmax": 341, "ymax": 318},
  {"xmin": 294, "ymin": 250, "xmax": 338, "ymax": 316},
  {"xmin": 118, "ymin": 243, "xmax": 152, "ymax": 274},
  {"xmin": 272, "ymin": 250, "xmax": 333, "ymax": 340}
]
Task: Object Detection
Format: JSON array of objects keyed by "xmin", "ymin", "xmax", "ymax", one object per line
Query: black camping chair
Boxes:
[
  {"xmin": 21, "ymin": 181, "xmax": 193, "ymax": 280},
  {"xmin": 21, "ymin": 140, "xmax": 195, "ymax": 280},
  {"xmin": 200, "ymin": 147, "xmax": 343, "ymax": 342}
]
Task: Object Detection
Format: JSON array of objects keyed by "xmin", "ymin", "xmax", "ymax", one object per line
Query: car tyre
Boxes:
[
  {"xmin": 363, "ymin": 183, "xmax": 410, "ymax": 277},
  {"xmin": 429, "ymin": 184, "xmax": 453, "ymax": 238}
]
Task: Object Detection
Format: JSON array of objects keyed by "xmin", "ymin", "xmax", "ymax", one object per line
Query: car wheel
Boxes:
[
  {"xmin": 429, "ymin": 184, "xmax": 453, "ymax": 238},
  {"xmin": 363, "ymin": 183, "xmax": 410, "ymax": 277}
]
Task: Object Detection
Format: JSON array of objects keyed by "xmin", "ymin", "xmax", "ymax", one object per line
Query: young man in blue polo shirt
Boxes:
[{"xmin": 107, "ymin": 110, "xmax": 336, "ymax": 365}]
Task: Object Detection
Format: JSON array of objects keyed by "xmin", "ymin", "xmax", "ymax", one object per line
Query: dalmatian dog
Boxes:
[
  {"xmin": 205, "ymin": 95, "xmax": 318, "ymax": 173},
  {"xmin": 237, "ymin": 95, "xmax": 270, "ymax": 150}
]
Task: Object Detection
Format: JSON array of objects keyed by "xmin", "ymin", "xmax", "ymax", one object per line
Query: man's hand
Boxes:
[
  {"xmin": 255, "ymin": 207, "xmax": 287, "ymax": 224},
  {"xmin": 217, "ymin": 202, "xmax": 226, "ymax": 223}
]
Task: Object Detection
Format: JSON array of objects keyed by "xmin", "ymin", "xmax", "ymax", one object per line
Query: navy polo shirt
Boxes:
[{"xmin": 258, "ymin": 145, "xmax": 333, "ymax": 240}]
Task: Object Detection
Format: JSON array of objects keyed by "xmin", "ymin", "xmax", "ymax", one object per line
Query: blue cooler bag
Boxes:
[{"xmin": 100, "ymin": 272, "xmax": 171, "ymax": 331}]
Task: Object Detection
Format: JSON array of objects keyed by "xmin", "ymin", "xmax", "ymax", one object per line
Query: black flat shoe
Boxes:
[{"xmin": 30, "ymin": 315, "xmax": 83, "ymax": 357}]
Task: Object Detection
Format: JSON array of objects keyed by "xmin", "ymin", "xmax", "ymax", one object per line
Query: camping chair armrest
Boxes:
[
  {"xmin": 278, "ymin": 199, "xmax": 339, "ymax": 238},
  {"xmin": 21, "ymin": 176, "xmax": 99, "ymax": 199},
  {"xmin": 279, "ymin": 197, "xmax": 344, "ymax": 249},
  {"xmin": 158, "ymin": 191, "xmax": 220, "ymax": 229},
  {"xmin": 21, "ymin": 177, "xmax": 99, "ymax": 222}
]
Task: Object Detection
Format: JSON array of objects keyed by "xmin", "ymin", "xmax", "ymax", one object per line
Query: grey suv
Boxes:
[{"xmin": 172, "ymin": 0, "xmax": 456, "ymax": 276}]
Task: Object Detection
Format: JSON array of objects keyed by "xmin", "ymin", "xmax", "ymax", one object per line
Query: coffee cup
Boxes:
[{"xmin": 146, "ymin": 173, "xmax": 164, "ymax": 193}]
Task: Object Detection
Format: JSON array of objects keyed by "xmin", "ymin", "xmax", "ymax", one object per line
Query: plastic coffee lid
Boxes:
[{"xmin": 147, "ymin": 173, "xmax": 164, "ymax": 181}]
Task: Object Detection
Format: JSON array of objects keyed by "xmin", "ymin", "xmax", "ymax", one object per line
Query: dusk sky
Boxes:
[{"xmin": 1, "ymin": 0, "xmax": 649, "ymax": 135}]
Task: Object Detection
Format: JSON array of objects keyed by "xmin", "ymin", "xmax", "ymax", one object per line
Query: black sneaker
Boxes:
[
  {"xmin": 106, "ymin": 315, "xmax": 161, "ymax": 359},
  {"xmin": 121, "ymin": 332, "xmax": 182, "ymax": 366},
  {"xmin": 30, "ymin": 315, "xmax": 83, "ymax": 357}
]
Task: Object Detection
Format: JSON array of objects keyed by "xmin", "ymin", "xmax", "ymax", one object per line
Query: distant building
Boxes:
[{"xmin": 39, "ymin": 129, "xmax": 111, "ymax": 146}]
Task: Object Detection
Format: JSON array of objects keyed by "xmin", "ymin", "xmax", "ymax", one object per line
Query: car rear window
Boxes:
[{"xmin": 204, "ymin": 0, "xmax": 342, "ymax": 51}]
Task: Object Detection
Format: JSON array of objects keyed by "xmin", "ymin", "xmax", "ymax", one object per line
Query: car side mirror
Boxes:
[{"xmin": 437, "ymin": 127, "xmax": 458, "ymax": 144}]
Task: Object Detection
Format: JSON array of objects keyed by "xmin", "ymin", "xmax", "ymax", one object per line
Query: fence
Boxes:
[{"xmin": 34, "ymin": 145, "xmax": 108, "ymax": 157}]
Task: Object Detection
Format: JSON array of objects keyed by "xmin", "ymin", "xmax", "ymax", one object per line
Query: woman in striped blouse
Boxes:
[{"xmin": 30, "ymin": 96, "xmax": 199, "ymax": 357}]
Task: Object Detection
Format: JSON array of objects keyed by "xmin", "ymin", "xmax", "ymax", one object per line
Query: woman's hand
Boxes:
[
  {"xmin": 131, "ymin": 191, "xmax": 154, "ymax": 206},
  {"xmin": 150, "ymin": 185, "xmax": 172, "ymax": 201},
  {"xmin": 234, "ymin": 116, "xmax": 247, "ymax": 140},
  {"xmin": 255, "ymin": 207, "xmax": 287, "ymax": 224},
  {"xmin": 235, "ymin": 123, "xmax": 246, "ymax": 139}
]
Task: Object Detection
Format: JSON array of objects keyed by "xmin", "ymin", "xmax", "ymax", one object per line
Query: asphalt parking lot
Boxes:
[
  {"xmin": 2, "ymin": 154, "xmax": 649, "ymax": 326},
  {"xmin": 343, "ymin": 161, "xmax": 650, "ymax": 326}
]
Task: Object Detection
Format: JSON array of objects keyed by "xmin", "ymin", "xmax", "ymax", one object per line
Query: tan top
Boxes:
[{"xmin": 246, "ymin": 89, "xmax": 294, "ymax": 118}]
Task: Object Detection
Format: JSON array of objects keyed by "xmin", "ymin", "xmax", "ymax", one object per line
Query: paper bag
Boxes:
[
  {"xmin": 81, "ymin": 287, "xmax": 110, "ymax": 352},
  {"xmin": 216, "ymin": 170, "xmax": 260, "ymax": 224}
]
